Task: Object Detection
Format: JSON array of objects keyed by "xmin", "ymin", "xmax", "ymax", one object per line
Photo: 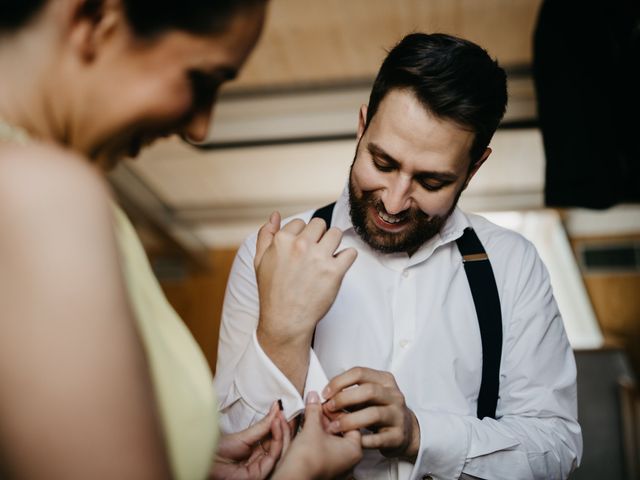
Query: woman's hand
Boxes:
[
  {"xmin": 273, "ymin": 392, "xmax": 363, "ymax": 480},
  {"xmin": 210, "ymin": 402, "xmax": 289, "ymax": 480}
]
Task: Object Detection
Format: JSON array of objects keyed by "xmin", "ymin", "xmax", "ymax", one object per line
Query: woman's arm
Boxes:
[{"xmin": 0, "ymin": 146, "xmax": 171, "ymax": 479}]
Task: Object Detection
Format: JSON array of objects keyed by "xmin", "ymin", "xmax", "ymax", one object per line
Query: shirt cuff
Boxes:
[
  {"xmin": 233, "ymin": 331, "xmax": 307, "ymax": 421},
  {"xmin": 303, "ymin": 348, "xmax": 330, "ymax": 403},
  {"xmin": 409, "ymin": 410, "xmax": 471, "ymax": 480}
]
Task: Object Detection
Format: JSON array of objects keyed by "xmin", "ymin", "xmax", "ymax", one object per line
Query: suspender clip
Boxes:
[{"xmin": 462, "ymin": 253, "xmax": 489, "ymax": 263}]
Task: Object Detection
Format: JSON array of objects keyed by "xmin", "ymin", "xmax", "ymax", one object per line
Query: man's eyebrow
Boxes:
[
  {"xmin": 415, "ymin": 171, "xmax": 458, "ymax": 183},
  {"xmin": 368, "ymin": 142, "xmax": 459, "ymax": 182},
  {"xmin": 368, "ymin": 143, "xmax": 400, "ymax": 166}
]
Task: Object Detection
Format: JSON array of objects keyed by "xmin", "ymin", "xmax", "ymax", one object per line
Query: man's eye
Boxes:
[
  {"xmin": 373, "ymin": 160, "xmax": 394, "ymax": 172},
  {"xmin": 419, "ymin": 180, "xmax": 445, "ymax": 191}
]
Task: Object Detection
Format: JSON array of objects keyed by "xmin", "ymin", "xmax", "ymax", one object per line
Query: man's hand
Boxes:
[
  {"xmin": 255, "ymin": 215, "xmax": 357, "ymax": 345},
  {"xmin": 210, "ymin": 402, "xmax": 289, "ymax": 480},
  {"xmin": 253, "ymin": 213, "xmax": 357, "ymax": 392},
  {"xmin": 322, "ymin": 367, "xmax": 420, "ymax": 461}
]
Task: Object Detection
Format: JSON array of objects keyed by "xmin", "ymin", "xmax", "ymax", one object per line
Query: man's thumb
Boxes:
[{"xmin": 255, "ymin": 211, "xmax": 281, "ymax": 267}]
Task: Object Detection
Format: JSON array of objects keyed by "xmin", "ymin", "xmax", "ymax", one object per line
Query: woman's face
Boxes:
[{"xmin": 73, "ymin": 4, "xmax": 266, "ymax": 164}]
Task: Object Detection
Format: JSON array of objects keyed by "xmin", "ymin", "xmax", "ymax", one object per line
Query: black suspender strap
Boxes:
[
  {"xmin": 455, "ymin": 227, "xmax": 503, "ymax": 419},
  {"xmin": 310, "ymin": 205, "xmax": 502, "ymax": 419},
  {"xmin": 310, "ymin": 203, "xmax": 336, "ymax": 350},
  {"xmin": 311, "ymin": 202, "xmax": 336, "ymax": 228}
]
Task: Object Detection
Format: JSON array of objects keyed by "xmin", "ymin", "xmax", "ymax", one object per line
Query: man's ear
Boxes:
[
  {"xmin": 356, "ymin": 104, "xmax": 368, "ymax": 140},
  {"xmin": 463, "ymin": 147, "xmax": 491, "ymax": 190},
  {"xmin": 67, "ymin": 0, "xmax": 121, "ymax": 62}
]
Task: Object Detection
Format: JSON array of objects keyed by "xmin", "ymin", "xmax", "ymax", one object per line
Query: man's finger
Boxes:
[
  {"xmin": 317, "ymin": 226, "xmax": 343, "ymax": 254},
  {"xmin": 328, "ymin": 405, "xmax": 391, "ymax": 434},
  {"xmin": 255, "ymin": 212, "xmax": 281, "ymax": 267},
  {"xmin": 325, "ymin": 382, "xmax": 391, "ymax": 413},
  {"xmin": 334, "ymin": 247, "xmax": 358, "ymax": 275},
  {"xmin": 280, "ymin": 218, "xmax": 306, "ymax": 235},
  {"xmin": 299, "ymin": 217, "xmax": 328, "ymax": 244},
  {"xmin": 320, "ymin": 410, "xmax": 332, "ymax": 432},
  {"xmin": 361, "ymin": 430, "xmax": 399, "ymax": 450},
  {"xmin": 343, "ymin": 428, "xmax": 363, "ymax": 446},
  {"xmin": 323, "ymin": 366, "xmax": 382, "ymax": 399}
]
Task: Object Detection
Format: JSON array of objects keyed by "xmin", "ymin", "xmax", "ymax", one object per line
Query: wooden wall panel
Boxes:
[
  {"xmin": 232, "ymin": 0, "xmax": 542, "ymax": 90},
  {"xmin": 159, "ymin": 249, "xmax": 239, "ymax": 373},
  {"xmin": 583, "ymin": 274, "xmax": 640, "ymax": 377},
  {"xmin": 571, "ymin": 235, "xmax": 640, "ymax": 376}
]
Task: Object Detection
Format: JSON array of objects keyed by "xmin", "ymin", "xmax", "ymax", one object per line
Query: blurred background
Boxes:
[{"xmin": 109, "ymin": 1, "xmax": 639, "ymax": 477}]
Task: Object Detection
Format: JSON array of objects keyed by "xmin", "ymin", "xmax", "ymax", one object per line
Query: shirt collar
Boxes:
[
  {"xmin": 332, "ymin": 183, "xmax": 355, "ymax": 232},
  {"xmin": 333, "ymin": 184, "xmax": 472, "ymax": 266}
]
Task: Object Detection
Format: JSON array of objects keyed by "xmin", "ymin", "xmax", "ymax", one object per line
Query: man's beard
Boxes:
[{"xmin": 348, "ymin": 171, "xmax": 462, "ymax": 255}]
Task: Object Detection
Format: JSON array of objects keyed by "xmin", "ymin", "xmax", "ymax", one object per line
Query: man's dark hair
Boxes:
[
  {"xmin": 366, "ymin": 33, "xmax": 508, "ymax": 165},
  {"xmin": 0, "ymin": 0, "xmax": 263, "ymax": 36}
]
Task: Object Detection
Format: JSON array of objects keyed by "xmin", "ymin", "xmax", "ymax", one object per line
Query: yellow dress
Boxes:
[
  {"xmin": 1, "ymin": 122, "xmax": 217, "ymax": 478},
  {"xmin": 113, "ymin": 205, "xmax": 219, "ymax": 480}
]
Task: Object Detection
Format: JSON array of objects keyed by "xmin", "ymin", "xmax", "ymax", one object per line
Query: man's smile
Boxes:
[{"xmin": 369, "ymin": 205, "xmax": 410, "ymax": 232}]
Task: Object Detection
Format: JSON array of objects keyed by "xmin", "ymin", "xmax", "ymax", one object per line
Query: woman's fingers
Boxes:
[
  {"xmin": 303, "ymin": 391, "xmax": 323, "ymax": 424},
  {"xmin": 240, "ymin": 401, "xmax": 280, "ymax": 445},
  {"xmin": 280, "ymin": 414, "xmax": 291, "ymax": 456}
]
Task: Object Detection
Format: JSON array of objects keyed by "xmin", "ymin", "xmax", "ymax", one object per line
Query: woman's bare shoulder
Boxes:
[
  {"xmin": 0, "ymin": 143, "xmax": 118, "ymax": 276},
  {"xmin": 0, "ymin": 143, "xmax": 112, "ymax": 230}
]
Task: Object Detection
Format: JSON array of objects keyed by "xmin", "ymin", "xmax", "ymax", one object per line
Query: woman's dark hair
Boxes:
[
  {"xmin": 366, "ymin": 33, "xmax": 508, "ymax": 165},
  {"xmin": 0, "ymin": 0, "xmax": 47, "ymax": 31},
  {"xmin": 0, "ymin": 0, "xmax": 263, "ymax": 36},
  {"xmin": 122, "ymin": 0, "xmax": 264, "ymax": 36}
]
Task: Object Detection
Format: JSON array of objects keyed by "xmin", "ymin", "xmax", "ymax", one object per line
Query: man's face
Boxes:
[{"xmin": 349, "ymin": 89, "xmax": 488, "ymax": 254}]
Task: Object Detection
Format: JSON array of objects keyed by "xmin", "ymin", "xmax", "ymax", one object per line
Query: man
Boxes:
[{"xmin": 214, "ymin": 33, "xmax": 582, "ymax": 480}]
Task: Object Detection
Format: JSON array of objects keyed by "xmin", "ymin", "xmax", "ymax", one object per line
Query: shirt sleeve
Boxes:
[
  {"xmin": 213, "ymin": 233, "xmax": 329, "ymax": 433},
  {"xmin": 407, "ymin": 240, "xmax": 582, "ymax": 480}
]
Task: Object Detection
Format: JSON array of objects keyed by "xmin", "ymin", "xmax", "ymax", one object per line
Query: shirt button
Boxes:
[
  {"xmin": 402, "ymin": 269, "xmax": 410, "ymax": 278},
  {"xmin": 400, "ymin": 339, "xmax": 410, "ymax": 348}
]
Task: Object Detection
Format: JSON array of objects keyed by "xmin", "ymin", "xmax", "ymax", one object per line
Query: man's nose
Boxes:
[{"xmin": 382, "ymin": 176, "xmax": 412, "ymax": 215}]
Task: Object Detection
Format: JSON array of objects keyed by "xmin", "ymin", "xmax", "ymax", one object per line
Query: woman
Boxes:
[{"xmin": 0, "ymin": 0, "xmax": 361, "ymax": 478}]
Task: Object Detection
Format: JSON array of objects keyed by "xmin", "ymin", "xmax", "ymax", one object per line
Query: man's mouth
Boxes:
[
  {"xmin": 377, "ymin": 209, "xmax": 405, "ymax": 224},
  {"xmin": 371, "ymin": 205, "xmax": 409, "ymax": 231}
]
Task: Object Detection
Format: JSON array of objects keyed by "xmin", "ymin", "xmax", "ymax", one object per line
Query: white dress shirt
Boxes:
[{"xmin": 214, "ymin": 187, "xmax": 582, "ymax": 480}]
